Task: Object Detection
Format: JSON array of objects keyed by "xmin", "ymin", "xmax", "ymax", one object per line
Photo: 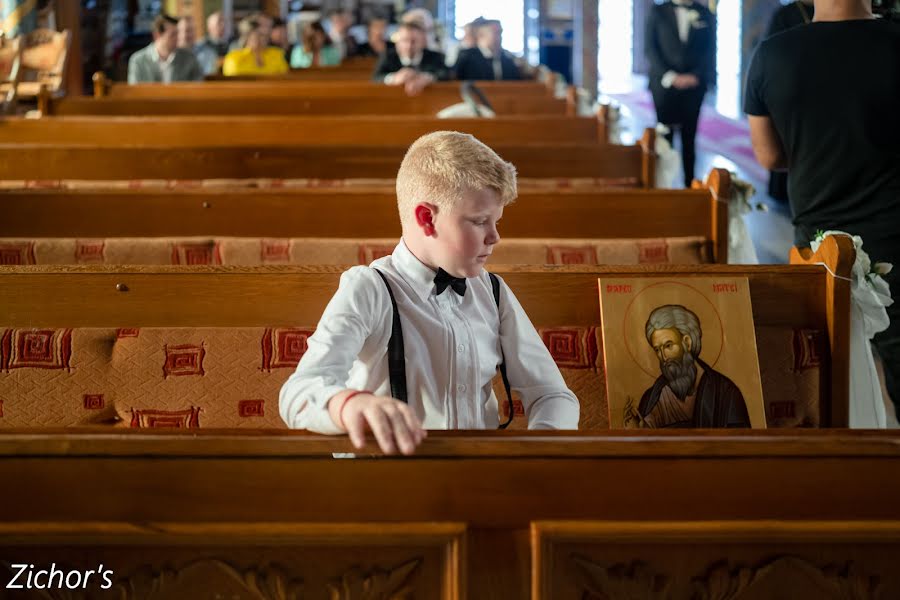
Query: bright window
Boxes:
[
  {"xmin": 597, "ymin": 0, "xmax": 634, "ymax": 94},
  {"xmin": 454, "ymin": 0, "xmax": 525, "ymax": 55},
  {"xmin": 715, "ymin": 0, "xmax": 742, "ymax": 119}
]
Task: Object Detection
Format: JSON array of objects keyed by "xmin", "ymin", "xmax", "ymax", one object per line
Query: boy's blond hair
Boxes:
[{"xmin": 396, "ymin": 131, "xmax": 517, "ymax": 226}]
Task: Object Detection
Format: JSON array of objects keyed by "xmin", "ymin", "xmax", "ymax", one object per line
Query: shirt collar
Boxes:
[
  {"xmin": 149, "ymin": 43, "xmax": 176, "ymax": 66},
  {"xmin": 399, "ymin": 51, "xmax": 423, "ymax": 67},
  {"xmin": 478, "ymin": 46, "xmax": 496, "ymax": 60},
  {"xmin": 672, "ymin": 0, "xmax": 694, "ymax": 7},
  {"xmin": 392, "ymin": 239, "xmax": 441, "ymax": 302}
]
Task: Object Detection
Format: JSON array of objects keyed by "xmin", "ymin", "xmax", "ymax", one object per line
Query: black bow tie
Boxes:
[{"xmin": 434, "ymin": 268, "xmax": 467, "ymax": 296}]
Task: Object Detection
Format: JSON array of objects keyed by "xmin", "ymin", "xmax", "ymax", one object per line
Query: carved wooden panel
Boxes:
[
  {"xmin": 532, "ymin": 520, "xmax": 900, "ymax": 599},
  {"xmin": 0, "ymin": 523, "xmax": 463, "ymax": 600}
]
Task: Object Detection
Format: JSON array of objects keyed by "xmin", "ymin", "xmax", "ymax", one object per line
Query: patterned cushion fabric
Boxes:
[
  {"xmin": 0, "ymin": 237, "xmax": 710, "ymax": 266},
  {"xmin": 0, "ymin": 326, "xmax": 821, "ymax": 429}
]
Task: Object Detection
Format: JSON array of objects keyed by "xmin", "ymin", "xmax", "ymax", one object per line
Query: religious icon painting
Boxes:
[{"xmin": 598, "ymin": 276, "xmax": 766, "ymax": 429}]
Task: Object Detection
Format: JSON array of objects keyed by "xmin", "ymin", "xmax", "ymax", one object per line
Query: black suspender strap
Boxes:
[
  {"xmin": 373, "ymin": 268, "xmax": 408, "ymax": 403},
  {"xmin": 489, "ymin": 272, "xmax": 515, "ymax": 429},
  {"xmin": 373, "ymin": 268, "xmax": 514, "ymax": 428}
]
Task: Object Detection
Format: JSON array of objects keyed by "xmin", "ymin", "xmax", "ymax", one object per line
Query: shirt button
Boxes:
[
  {"xmin": 457, "ymin": 384, "xmax": 467, "ymax": 392},
  {"xmin": 457, "ymin": 344, "xmax": 465, "ymax": 352}
]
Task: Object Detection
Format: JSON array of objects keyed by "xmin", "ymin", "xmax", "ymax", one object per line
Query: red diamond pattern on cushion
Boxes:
[
  {"xmin": 260, "ymin": 239, "xmax": 291, "ymax": 263},
  {"xmin": 75, "ymin": 240, "xmax": 105, "ymax": 263},
  {"xmin": 545, "ymin": 245, "xmax": 598, "ymax": 265},
  {"xmin": 117, "ymin": 328, "xmax": 140, "ymax": 338},
  {"xmin": 792, "ymin": 329, "xmax": 822, "ymax": 372},
  {"xmin": 499, "ymin": 397, "xmax": 525, "ymax": 419},
  {"xmin": 0, "ymin": 242, "xmax": 36, "ymax": 265},
  {"xmin": 171, "ymin": 241, "xmax": 222, "ymax": 265},
  {"xmin": 538, "ymin": 327, "xmax": 599, "ymax": 369},
  {"xmin": 162, "ymin": 344, "xmax": 206, "ymax": 378},
  {"xmin": 1, "ymin": 329, "xmax": 72, "ymax": 371},
  {"xmin": 261, "ymin": 328, "xmax": 313, "ymax": 371},
  {"xmin": 357, "ymin": 244, "xmax": 395, "ymax": 265},
  {"xmin": 238, "ymin": 399, "xmax": 265, "ymax": 417},
  {"xmin": 637, "ymin": 240, "xmax": 670, "ymax": 264},
  {"xmin": 83, "ymin": 394, "xmax": 105, "ymax": 410},
  {"xmin": 130, "ymin": 407, "xmax": 201, "ymax": 428}
]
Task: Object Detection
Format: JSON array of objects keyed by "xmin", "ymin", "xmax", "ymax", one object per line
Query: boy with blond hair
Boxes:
[{"xmin": 280, "ymin": 132, "xmax": 579, "ymax": 454}]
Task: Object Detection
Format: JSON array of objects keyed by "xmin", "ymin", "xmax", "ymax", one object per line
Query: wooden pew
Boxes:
[
  {"xmin": 93, "ymin": 74, "xmax": 554, "ymax": 100},
  {"xmin": 0, "ymin": 170, "xmax": 729, "ymax": 262},
  {"xmin": 38, "ymin": 91, "xmax": 571, "ymax": 116},
  {"xmin": 0, "ymin": 238, "xmax": 866, "ymax": 597},
  {"xmin": 0, "ymin": 134, "xmax": 657, "ymax": 185},
  {"xmin": 0, "ymin": 114, "xmax": 610, "ymax": 147},
  {"xmin": 0, "ymin": 429, "xmax": 898, "ymax": 599},
  {"xmin": 0, "ymin": 234, "xmax": 854, "ymax": 430}
]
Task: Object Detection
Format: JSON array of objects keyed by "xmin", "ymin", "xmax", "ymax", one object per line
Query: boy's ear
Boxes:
[{"xmin": 414, "ymin": 203, "xmax": 437, "ymax": 236}]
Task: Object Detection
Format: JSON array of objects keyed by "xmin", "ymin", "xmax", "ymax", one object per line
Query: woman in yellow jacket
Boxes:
[{"xmin": 222, "ymin": 16, "xmax": 289, "ymax": 76}]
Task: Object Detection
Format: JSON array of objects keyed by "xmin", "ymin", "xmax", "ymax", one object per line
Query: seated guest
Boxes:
[
  {"xmin": 400, "ymin": 7, "xmax": 441, "ymax": 52},
  {"xmin": 355, "ymin": 17, "xmax": 388, "ymax": 57},
  {"xmin": 222, "ymin": 16, "xmax": 289, "ymax": 76},
  {"xmin": 279, "ymin": 131, "xmax": 580, "ymax": 454},
  {"xmin": 290, "ymin": 21, "xmax": 341, "ymax": 68},
  {"xmin": 195, "ymin": 11, "xmax": 229, "ymax": 75},
  {"xmin": 324, "ymin": 9, "xmax": 357, "ymax": 59},
  {"xmin": 270, "ymin": 17, "xmax": 291, "ymax": 63},
  {"xmin": 229, "ymin": 12, "xmax": 273, "ymax": 52},
  {"xmin": 128, "ymin": 14, "xmax": 202, "ymax": 83},
  {"xmin": 454, "ymin": 19, "xmax": 521, "ymax": 81},
  {"xmin": 373, "ymin": 21, "xmax": 449, "ymax": 95},
  {"xmin": 445, "ymin": 16, "xmax": 484, "ymax": 67},
  {"xmin": 177, "ymin": 15, "xmax": 196, "ymax": 50}
]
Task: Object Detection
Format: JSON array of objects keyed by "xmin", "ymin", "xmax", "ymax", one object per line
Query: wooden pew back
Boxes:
[
  {"xmin": 0, "ymin": 137, "xmax": 656, "ymax": 184},
  {"xmin": 40, "ymin": 92, "xmax": 570, "ymax": 116},
  {"xmin": 0, "ymin": 114, "xmax": 606, "ymax": 146},
  {"xmin": 0, "ymin": 236, "xmax": 853, "ymax": 429},
  {"xmin": 96, "ymin": 78, "xmax": 553, "ymax": 99}
]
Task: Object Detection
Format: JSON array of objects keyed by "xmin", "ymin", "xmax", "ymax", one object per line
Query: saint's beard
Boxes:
[{"xmin": 660, "ymin": 351, "xmax": 697, "ymax": 400}]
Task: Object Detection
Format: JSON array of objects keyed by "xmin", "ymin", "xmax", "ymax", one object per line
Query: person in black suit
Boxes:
[
  {"xmin": 372, "ymin": 21, "xmax": 449, "ymax": 95},
  {"xmin": 454, "ymin": 19, "xmax": 522, "ymax": 81},
  {"xmin": 645, "ymin": 1, "xmax": 716, "ymax": 187}
]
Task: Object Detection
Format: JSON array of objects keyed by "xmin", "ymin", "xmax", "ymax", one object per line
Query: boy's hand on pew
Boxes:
[
  {"xmin": 328, "ymin": 391, "xmax": 427, "ymax": 455},
  {"xmin": 404, "ymin": 73, "xmax": 435, "ymax": 97}
]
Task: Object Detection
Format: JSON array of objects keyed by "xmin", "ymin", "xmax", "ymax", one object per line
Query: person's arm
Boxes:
[
  {"xmin": 187, "ymin": 53, "xmax": 203, "ymax": 81},
  {"xmin": 371, "ymin": 51, "xmax": 394, "ymax": 82},
  {"xmin": 743, "ymin": 44, "xmax": 787, "ymax": 170},
  {"xmin": 221, "ymin": 52, "xmax": 238, "ymax": 77},
  {"xmin": 127, "ymin": 52, "xmax": 141, "ymax": 84},
  {"xmin": 494, "ymin": 276, "xmax": 580, "ymax": 429},
  {"xmin": 279, "ymin": 266, "xmax": 383, "ymax": 433},
  {"xmin": 748, "ymin": 115, "xmax": 788, "ymax": 170},
  {"xmin": 452, "ymin": 48, "xmax": 472, "ymax": 80},
  {"xmin": 427, "ymin": 52, "xmax": 450, "ymax": 81},
  {"xmin": 644, "ymin": 7, "xmax": 673, "ymax": 84},
  {"xmin": 278, "ymin": 267, "xmax": 425, "ymax": 453}
]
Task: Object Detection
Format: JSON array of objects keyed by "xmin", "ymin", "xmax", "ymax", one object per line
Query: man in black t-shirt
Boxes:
[{"xmin": 744, "ymin": 0, "xmax": 900, "ymax": 413}]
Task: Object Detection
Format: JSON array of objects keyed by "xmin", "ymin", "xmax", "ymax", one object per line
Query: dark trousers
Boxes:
[{"xmin": 651, "ymin": 85, "xmax": 705, "ymax": 187}]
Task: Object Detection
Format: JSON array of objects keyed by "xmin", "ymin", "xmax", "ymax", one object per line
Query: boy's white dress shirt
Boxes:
[{"xmin": 279, "ymin": 240, "xmax": 580, "ymax": 433}]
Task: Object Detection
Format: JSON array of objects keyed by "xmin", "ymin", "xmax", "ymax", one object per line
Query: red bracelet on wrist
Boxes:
[{"xmin": 337, "ymin": 390, "xmax": 369, "ymax": 430}]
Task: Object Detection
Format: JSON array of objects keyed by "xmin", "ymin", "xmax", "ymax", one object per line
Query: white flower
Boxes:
[
  {"xmin": 874, "ymin": 262, "xmax": 894, "ymax": 276},
  {"xmin": 687, "ymin": 10, "xmax": 701, "ymax": 23}
]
